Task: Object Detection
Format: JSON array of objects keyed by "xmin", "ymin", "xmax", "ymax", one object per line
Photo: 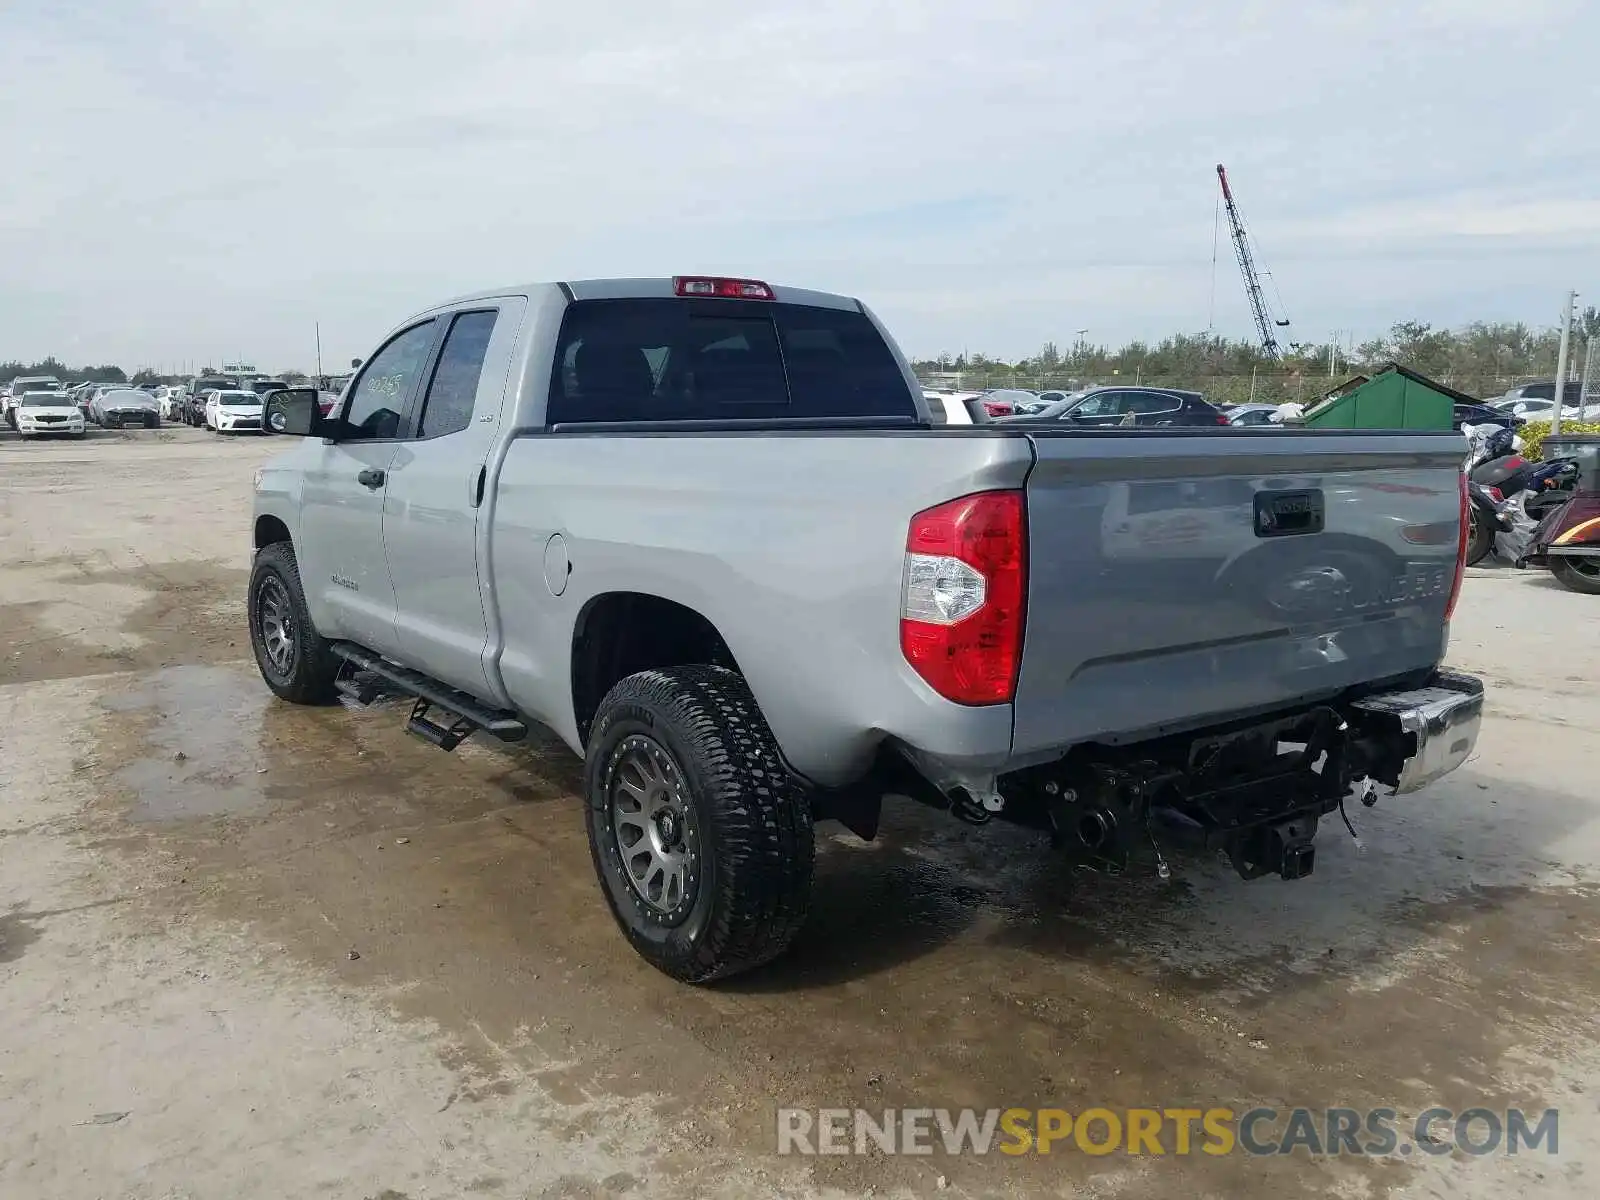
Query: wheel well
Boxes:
[
  {"xmin": 571, "ymin": 593, "xmax": 739, "ymax": 743},
  {"xmin": 254, "ymin": 515, "xmax": 292, "ymax": 550}
]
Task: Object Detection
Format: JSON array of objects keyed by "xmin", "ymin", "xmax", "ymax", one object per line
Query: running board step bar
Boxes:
[{"xmin": 329, "ymin": 642, "xmax": 528, "ymax": 750}]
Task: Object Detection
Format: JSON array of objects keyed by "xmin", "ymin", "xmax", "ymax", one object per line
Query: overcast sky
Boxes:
[{"xmin": 2, "ymin": 0, "xmax": 1596, "ymax": 371}]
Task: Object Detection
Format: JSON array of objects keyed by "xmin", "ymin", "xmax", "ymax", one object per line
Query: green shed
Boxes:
[{"xmin": 1301, "ymin": 363, "xmax": 1470, "ymax": 430}]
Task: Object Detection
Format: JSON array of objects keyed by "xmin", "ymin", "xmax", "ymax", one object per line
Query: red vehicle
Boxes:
[{"xmin": 1527, "ymin": 435, "xmax": 1600, "ymax": 594}]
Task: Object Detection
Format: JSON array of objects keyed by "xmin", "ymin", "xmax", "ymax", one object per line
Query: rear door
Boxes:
[
  {"xmin": 1011, "ymin": 429, "xmax": 1465, "ymax": 759},
  {"xmin": 297, "ymin": 318, "xmax": 440, "ymax": 657},
  {"xmin": 381, "ymin": 300, "xmax": 525, "ymax": 698},
  {"xmin": 1125, "ymin": 392, "xmax": 1185, "ymax": 426}
]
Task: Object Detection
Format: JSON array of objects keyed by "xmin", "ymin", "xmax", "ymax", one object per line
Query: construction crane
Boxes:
[{"xmin": 1216, "ymin": 164, "xmax": 1291, "ymax": 360}]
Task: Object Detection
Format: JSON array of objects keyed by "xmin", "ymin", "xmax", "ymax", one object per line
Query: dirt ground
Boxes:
[{"xmin": 2, "ymin": 427, "xmax": 1597, "ymax": 1200}]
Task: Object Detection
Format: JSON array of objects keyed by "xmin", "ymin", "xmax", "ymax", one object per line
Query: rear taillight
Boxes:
[
  {"xmin": 1487, "ymin": 485, "xmax": 1504, "ymax": 503},
  {"xmin": 982, "ymin": 401, "xmax": 1012, "ymax": 417},
  {"xmin": 900, "ymin": 491, "xmax": 1027, "ymax": 705},
  {"xmin": 673, "ymin": 276, "xmax": 774, "ymax": 300},
  {"xmin": 1445, "ymin": 470, "xmax": 1468, "ymax": 620}
]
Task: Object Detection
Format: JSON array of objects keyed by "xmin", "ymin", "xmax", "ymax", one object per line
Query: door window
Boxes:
[
  {"xmin": 1125, "ymin": 392, "xmax": 1180, "ymax": 415},
  {"xmin": 417, "ymin": 310, "xmax": 498, "ymax": 438},
  {"xmin": 339, "ymin": 320, "xmax": 438, "ymax": 440},
  {"xmin": 1069, "ymin": 391, "xmax": 1120, "ymax": 417}
]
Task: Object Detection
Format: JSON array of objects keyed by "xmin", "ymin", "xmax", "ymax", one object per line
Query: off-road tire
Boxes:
[
  {"xmin": 248, "ymin": 541, "xmax": 341, "ymax": 704},
  {"xmin": 584, "ymin": 665, "xmax": 813, "ymax": 983},
  {"xmin": 1551, "ymin": 556, "xmax": 1600, "ymax": 595}
]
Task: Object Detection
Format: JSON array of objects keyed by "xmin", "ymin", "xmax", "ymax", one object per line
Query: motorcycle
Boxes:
[
  {"xmin": 1462, "ymin": 424, "xmax": 1580, "ymax": 566},
  {"xmin": 1465, "ymin": 481, "xmax": 1508, "ymax": 566},
  {"xmin": 1526, "ymin": 435, "xmax": 1600, "ymax": 594}
]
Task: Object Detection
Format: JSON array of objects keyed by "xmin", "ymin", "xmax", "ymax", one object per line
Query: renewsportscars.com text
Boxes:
[{"xmin": 776, "ymin": 1106, "xmax": 1559, "ymax": 1158}]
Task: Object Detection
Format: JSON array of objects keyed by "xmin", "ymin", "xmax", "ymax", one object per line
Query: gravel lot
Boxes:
[{"xmin": 2, "ymin": 428, "xmax": 1598, "ymax": 1200}]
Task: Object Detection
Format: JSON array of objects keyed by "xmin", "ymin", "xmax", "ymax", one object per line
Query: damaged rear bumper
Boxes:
[
  {"xmin": 1349, "ymin": 669, "xmax": 1483, "ymax": 795},
  {"xmin": 821, "ymin": 668, "xmax": 1487, "ymax": 882}
]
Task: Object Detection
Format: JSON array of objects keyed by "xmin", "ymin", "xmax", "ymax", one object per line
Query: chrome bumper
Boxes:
[{"xmin": 1350, "ymin": 670, "xmax": 1484, "ymax": 794}]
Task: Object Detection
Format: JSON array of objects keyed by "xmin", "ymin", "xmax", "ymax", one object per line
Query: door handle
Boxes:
[{"xmin": 357, "ymin": 468, "xmax": 386, "ymax": 489}]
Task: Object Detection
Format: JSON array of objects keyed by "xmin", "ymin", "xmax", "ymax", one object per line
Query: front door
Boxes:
[
  {"xmin": 295, "ymin": 318, "xmax": 440, "ymax": 658},
  {"xmin": 382, "ymin": 301, "xmax": 524, "ymax": 699}
]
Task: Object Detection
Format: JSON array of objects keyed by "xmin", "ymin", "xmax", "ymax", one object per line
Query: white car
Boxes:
[
  {"xmin": 12, "ymin": 391, "xmax": 87, "ymax": 438},
  {"xmin": 205, "ymin": 389, "xmax": 266, "ymax": 433},
  {"xmin": 922, "ymin": 390, "xmax": 977, "ymax": 425}
]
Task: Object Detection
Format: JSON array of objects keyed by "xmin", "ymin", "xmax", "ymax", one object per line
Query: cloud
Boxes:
[{"xmin": 1, "ymin": 0, "xmax": 1595, "ymax": 368}]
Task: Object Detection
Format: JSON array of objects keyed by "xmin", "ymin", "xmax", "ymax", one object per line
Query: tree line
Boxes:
[{"xmin": 913, "ymin": 310, "xmax": 1600, "ymax": 406}]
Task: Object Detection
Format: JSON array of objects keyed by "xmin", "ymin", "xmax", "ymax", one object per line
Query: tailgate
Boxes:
[{"xmin": 1011, "ymin": 429, "xmax": 1465, "ymax": 760}]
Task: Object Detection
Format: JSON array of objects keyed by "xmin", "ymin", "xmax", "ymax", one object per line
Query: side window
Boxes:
[
  {"xmin": 1073, "ymin": 392, "xmax": 1116, "ymax": 417},
  {"xmin": 341, "ymin": 320, "xmax": 437, "ymax": 440},
  {"xmin": 1126, "ymin": 392, "xmax": 1178, "ymax": 415},
  {"xmin": 418, "ymin": 310, "xmax": 498, "ymax": 438}
]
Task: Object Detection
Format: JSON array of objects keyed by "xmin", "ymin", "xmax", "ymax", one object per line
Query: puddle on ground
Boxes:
[{"xmin": 110, "ymin": 664, "xmax": 274, "ymax": 821}]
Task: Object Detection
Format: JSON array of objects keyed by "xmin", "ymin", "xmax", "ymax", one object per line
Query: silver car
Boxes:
[{"xmin": 91, "ymin": 388, "xmax": 161, "ymax": 430}]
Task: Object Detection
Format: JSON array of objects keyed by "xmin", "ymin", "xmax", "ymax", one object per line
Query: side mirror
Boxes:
[{"xmin": 263, "ymin": 388, "xmax": 322, "ymax": 437}]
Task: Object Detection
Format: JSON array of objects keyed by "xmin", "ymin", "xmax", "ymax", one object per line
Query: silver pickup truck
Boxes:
[{"xmin": 250, "ymin": 276, "xmax": 1482, "ymax": 983}]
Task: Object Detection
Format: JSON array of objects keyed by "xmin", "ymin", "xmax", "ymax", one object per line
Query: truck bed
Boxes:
[{"xmin": 487, "ymin": 424, "xmax": 1465, "ymax": 786}]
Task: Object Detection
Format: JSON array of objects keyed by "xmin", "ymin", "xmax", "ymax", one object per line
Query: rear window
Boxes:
[{"xmin": 546, "ymin": 298, "xmax": 915, "ymax": 425}]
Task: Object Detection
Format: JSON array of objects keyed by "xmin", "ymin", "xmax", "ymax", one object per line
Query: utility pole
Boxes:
[
  {"xmin": 315, "ymin": 322, "xmax": 324, "ymax": 381},
  {"xmin": 1581, "ymin": 334, "xmax": 1596, "ymax": 417},
  {"xmin": 1550, "ymin": 291, "xmax": 1576, "ymax": 438}
]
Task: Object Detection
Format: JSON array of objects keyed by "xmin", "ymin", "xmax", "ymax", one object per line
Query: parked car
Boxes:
[
  {"xmin": 182, "ymin": 390, "xmax": 215, "ymax": 426},
  {"xmin": 1223, "ymin": 403, "xmax": 1281, "ymax": 427},
  {"xmin": 246, "ymin": 274, "xmax": 1480, "ymax": 984},
  {"xmin": 976, "ymin": 388, "xmax": 1038, "ymax": 418},
  {"xmin": 921, "ymin": 391, "xmax": 990, "ymax": 425},
  {"xmin": 91, "ymin": 388, "xmax": 161, "ymax": 429},
  {"xmin": 1453, "ymin": 402, "xmax": 1523, "ymax": 432},
  {"xmin": 1017, "ymin": 385, "xmax": 1229, "ymax": 427},
  {"xmin": 205, "ymin": 389, "xmax": 266, "ymax": 433},
  {"xmin": 179, "ymin": 376, "xmax": 243, "ymax": 423},
  {"xmin": 3, "ymin": 375, "xmax": 62, "ymax": 427},
  {"xmin": 11, "ymin": 391, "xmax": 86, "ymax": 438},
  {"xmin": 1497, "ymin": 380, "xmax": 1586, "ymax": 409}
]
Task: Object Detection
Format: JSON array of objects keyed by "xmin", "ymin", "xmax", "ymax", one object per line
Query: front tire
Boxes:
[
  {"xmin": 584, "ymin": 666, "xmax": 813, "ymax": 983},
  {"xmin": 1551, "ymin": 556, "xmax": 1600, "ymax": 595},
  {"xmin": 248, "ymin": 542, "xmax": 341, "ymax": 703}
]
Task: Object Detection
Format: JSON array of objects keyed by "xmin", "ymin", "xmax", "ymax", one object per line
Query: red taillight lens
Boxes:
[
  {"xmin": 1487, "ymin": 485, "xmax": 1503, "ymax": 503},
  {"xmin": 1215, "ymin": 412, "xmax": 1231, "ymax": 425},
  {"xmin": 900, "ymin": 491, "xmax": 1027, "ymax": 705},
  {"xmin": 1445, "ymin": 470, "xmax": 1468, "ymax": 620},
  {"xmin": 673, "ymin": 276, "xmax": 774, "ymax": 300},
  {"xmin": 982, "ymin": 401, "xmax": 1012, "ymax": 417}
]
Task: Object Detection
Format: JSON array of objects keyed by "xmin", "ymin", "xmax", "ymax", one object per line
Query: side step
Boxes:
[{"xmin": 329, "ymin": 642, "xmax": 528, "ymax": 751}]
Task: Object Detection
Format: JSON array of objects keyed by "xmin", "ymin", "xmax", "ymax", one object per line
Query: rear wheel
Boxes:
[
  {"xmin": 584, "ymin": 665, "xmax": 813, "ymax": 983},
  {"xmin": 1466, "ymin": 505, "xmax": 1496, "ymax": 566},
  {"xmin": 1551, "ymin": 556, "xmax": 1600, "ymax": 595},
  {"xmin": 248, "ymin": 542, "xmax": 341, "ymax": 703}
]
